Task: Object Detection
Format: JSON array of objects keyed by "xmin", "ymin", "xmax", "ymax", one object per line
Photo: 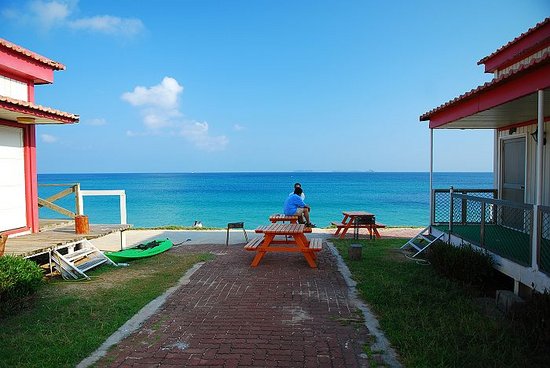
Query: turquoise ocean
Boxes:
[{"xmin": 37, "ymin": 172, "xmax": 493, "ymax": 229}]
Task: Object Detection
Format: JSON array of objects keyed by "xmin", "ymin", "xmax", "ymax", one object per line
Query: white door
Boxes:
[
  {"xmin": 500, "ymin": 137, "xmax": 526, "ymax": 230},
  {"xmin": 0, "ymin": 125, "xmax": 27, "ymax": 232},
  {"xmin": 501, "ymin": 137, "xmax": 526, "ymax": 204}
]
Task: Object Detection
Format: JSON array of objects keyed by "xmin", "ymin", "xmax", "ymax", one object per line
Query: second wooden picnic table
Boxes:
[{"xmin": 332, "ymin": 210, "xmax": 384, "ymax": 239}]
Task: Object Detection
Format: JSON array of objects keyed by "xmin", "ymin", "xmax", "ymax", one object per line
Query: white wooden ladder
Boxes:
[
  {"xmin": 50, "ymin": 239, "xmax": 117, "ymax": 280},
  {"xmin": 401, "ymin": 226, "xmax": 444, "ymax": 258}
]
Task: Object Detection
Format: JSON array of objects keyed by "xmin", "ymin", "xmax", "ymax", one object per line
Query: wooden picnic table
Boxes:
[
  {"xmin": 332, "ymin": 210, "xmax": 385, "ymax": 239},
  {"xmin": 244, "ymin": 223, "xmax": 323, "ymax": 268}
]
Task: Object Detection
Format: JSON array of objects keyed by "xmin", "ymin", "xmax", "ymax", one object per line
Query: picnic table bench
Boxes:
[
  {"xmin": 244, "ymin": 223, "xmax": 323, "ymax": 268},
  {"xmin": 269, "ymin": 214, "xmax": 299, "ymax": 223}
]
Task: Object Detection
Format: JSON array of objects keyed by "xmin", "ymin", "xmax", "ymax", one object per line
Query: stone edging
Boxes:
[{"xmin": 326, "ymin": 240, "xmax": 402, "ymax": 368}]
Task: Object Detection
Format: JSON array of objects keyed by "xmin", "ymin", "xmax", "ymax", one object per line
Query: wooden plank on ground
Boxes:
[{"xmin": 4, "ymin": 224, "xmax": 131, "ymax": 257}]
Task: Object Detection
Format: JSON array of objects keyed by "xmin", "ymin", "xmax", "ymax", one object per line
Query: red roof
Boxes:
[
  {"xmin": 420, "ymin": 50, "xmax": 550, "ymax": 122},
  {"xmin": 0, "ymin": 95, "xmax": 79, "ymax": 124},
  {"xmin": 478, "ymin": 18, "xmax": 550, "ymax": 73},
  {"xmin": 478, "ymin": 17, "xmax": 549, "ymax": 65},
  {"xmin": 0, "ymin": 38, "xmax": 65, "ymax": 71}
]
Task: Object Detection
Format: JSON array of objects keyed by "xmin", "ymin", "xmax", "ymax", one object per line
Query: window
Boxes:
[{"xmin": 0, "ymin": 75, "xmax": 28, "ymax": 101}]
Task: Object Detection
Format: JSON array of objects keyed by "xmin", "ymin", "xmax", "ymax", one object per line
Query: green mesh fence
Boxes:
[
  {"xmin": 433, "ymin": 189, "xmax": 497, "ymax": 224},
  {"xmin": 442, "ymin": 193, "xmax": 533, "ymax": 267},
  {"xmin": 539, "ymin": 207, "xmax": 550, "ymax": 275}
]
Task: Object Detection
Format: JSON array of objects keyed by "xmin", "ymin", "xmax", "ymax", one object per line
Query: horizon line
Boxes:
[{"xmin": 38, "ymin": 170, "xmax": 494, "ymax": 175}]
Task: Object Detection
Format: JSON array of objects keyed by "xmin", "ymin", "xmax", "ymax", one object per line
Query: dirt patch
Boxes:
[
  {"xmin": 386, "ymin": 248, "xmax": 417, "ymax": 263},
  {"xmin": 47, "ymin": 265, "xmax": 154, "ymax": 296},
  {"xmin": 46, "ymin": 252, "xmax": 194, "ymax": 297}
]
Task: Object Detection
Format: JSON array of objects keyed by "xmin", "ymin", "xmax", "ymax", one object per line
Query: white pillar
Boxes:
[
  {"xmin": 532, "ymin": 89, "xmax": 544, "ymax": 271},
  {"xmin": 119, "ymin": 192, "xmax": 127, "ymax": 225},
  {"xmin": 75, "ymin": 183, "xmax": 82, "ymax": 215},
  {"xmin": 120, "ymin": 230, "xmax": 127, "ymax": 250},
  {"xmin": 429, "ymin": 128, "xmax": 434, "ymax": 226},
  {"xmin": 120, "ymin": 192, "xmax": 127, "ymax": 250},
  {"xmin": 536, "ymin": 90, "xmax": 544, "ymax": 206},
  {"xmin": 77, "ymin": 191, "xmax": 84, "ymax": 216},
  {"xmin": 493, "ymin": 130, "xmax": 499, "ymax": 190}
]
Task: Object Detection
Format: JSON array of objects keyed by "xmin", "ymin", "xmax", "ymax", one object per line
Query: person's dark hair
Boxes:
[
  {"xmin": 294, "ymin": 187, "xmax": 303, "ymax": 195},
  {"xmin": 294, "ymin": 182, "xmax": 301, "ymax": 188}
]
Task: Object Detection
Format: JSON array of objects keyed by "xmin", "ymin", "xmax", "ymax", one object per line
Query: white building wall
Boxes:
[
  {"xmin": 498, "ymin": 122, "xmax": 550, "ymax": 206},
  {"xmin": 0, "ymin": 75, "xmax": 28, "ymax": 101},
  {"xmin": 495, "ymin": 46, "xmax": 550, "ymax": 78}
]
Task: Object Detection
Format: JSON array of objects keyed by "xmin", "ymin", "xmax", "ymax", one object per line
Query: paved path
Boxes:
[{"xmin": 94, "ymin": 243, "xmax": 372, "ymax": 367}]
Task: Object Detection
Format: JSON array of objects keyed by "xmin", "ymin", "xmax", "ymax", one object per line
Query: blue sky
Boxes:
[{"xmin": 2, "ymin": 1, "xmax": 548, "ymax": 173}]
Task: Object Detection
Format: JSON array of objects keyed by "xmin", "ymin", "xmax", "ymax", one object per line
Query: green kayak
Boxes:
[{"xmin": 105, "ymin": 238, "xmax": 173, "ymax": 263}]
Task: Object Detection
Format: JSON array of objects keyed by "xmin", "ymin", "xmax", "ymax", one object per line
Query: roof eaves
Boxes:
[
  {"xmin": 0, "ymin": 38, "xmax": 66, "ymax": 71},
  {"xmin": 0, "ymin": 95, "xmax": 79, "ymax": 122},
  {"xmin": 420, "ymin": 50, "xmax": 550, "ymax": 121},
  {"xmin": 478, "ymin": 17, "xmax": 550, "ymax": 65}
]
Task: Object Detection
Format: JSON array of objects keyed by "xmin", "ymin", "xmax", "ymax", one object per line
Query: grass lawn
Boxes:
[
  {"xmin": 0, "ymin": 250, "xmax": 212, "ymax": 368},
  {"xmin": 332, "ymin": 238, "xmax": 549, "ymax": 368}
]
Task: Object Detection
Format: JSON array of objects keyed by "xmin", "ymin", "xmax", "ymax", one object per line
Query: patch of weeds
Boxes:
[
  {"xmin": 331, "ymin": 308, "xmax": 365, "ymax": 328},
  {"xmin": 362, "ymin": 336, "xmax": 388, "ymax": 368}
]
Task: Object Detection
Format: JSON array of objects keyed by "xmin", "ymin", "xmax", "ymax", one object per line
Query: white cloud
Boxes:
[
  {"xmin": 41, "ymin": 133, "xmax": 58, "ymax": 143},
  {"xmin": 29, "ymin": 0, "xmax": 71, "ymax": 28},
  {"xmin": 87, "ymin": 118, "xmax": 107, "ymax": 126},
  {"xmin": 233, "ymin": 124, "xmax": 245, "ymax": 131},
  {"xmin": 3, "ymin": 0, "xmax": 144, "ymax": 37},
  {"xmin": 142, "ymin": 111, "xmax": 175, "ymax": 130},
  {"xmin": 180, "ymin": 121, "xmax": 229, "ymax": 151},
  {"xmin": 122, "ymin": 77, "xmax": 183, "ymax": 109},
  {"xmin": 69, "ymin": 15, "xmax": 144, "ymax": 36},
  {"xmin": 122, "ymin": 77, "xmax": 183, "ymax": 130},
  {"xmin": 122, "ymin": 77, "xmax": 229, "ymax": 151}
]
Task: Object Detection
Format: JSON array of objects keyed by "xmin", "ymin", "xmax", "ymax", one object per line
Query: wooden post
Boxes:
[
  {"xmin": 0, "ymin": 233, "xmax": 7, "ymax": 257},
  {"xmin": 75, "ymin": 215, "xmax": 89, "ymax": 234},
  {"xmin": 348, "ymin": 244, "xmax": 362, "ymax": 260}
]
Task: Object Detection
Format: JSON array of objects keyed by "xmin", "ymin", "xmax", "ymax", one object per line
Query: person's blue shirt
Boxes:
[{"xmin": 283, "ymin": 194, "xmax": 306, "ymax": 215}]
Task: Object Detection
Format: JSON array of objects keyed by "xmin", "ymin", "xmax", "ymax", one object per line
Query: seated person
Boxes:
[
  {"xmin": 289, "ymin": 182, "xmax": 307, "ymax": 223},
  {"xmin": 283, "ymin": 187, "xmax": 315, "ymax": 228},
  {"xmin": 290, "ymin": 182, "xmax": 305, "ymax": 200}
]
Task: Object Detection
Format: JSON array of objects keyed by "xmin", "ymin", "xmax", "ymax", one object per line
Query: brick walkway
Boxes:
[{"xmin": 95, "ymin": 244, "xmax": 370, "ymax": 367}]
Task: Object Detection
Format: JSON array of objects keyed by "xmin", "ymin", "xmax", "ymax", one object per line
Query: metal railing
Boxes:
[
  {"xmin": 539, "ymin": 206, "xmax": 550, "ymax": 274},
  {"xmin": 433, "ymin": 188, "xmax": 533, "ymax": 267},
  {"xmin": 432, "ymin": 188, "xmax": 497, "ymax": 225}
]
